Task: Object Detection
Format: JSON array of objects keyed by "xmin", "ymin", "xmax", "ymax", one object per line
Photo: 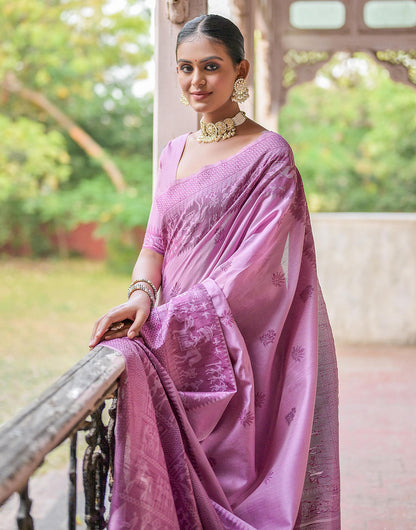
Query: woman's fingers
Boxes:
[
  {"xmin": 90, "ymin": 317, "xmax": 102, "ymax": 346},
  {"xmin": 100, "ymin": 310, "xmax": 148, "ymax": 342},
  {"xmin": 89, "ymin": 293, "xmax": 152, "ymax": 348},
  {"xmin": 90, "ymin": 316, "xmax": 112, "ymax": 347},
  {"xmin": 127, "ymin": 309, "xmax": 149, "ymax": 339},
  {"xmin": 103, "ymin": 319, "xmax": 132, "ymax": 340},
  {"xmin": 90, "ymin": 309, "xmax": 130, "ymax": 348}
]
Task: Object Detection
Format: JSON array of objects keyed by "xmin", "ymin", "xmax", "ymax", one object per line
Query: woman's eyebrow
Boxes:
[{"xmin": 177, "ymin": 55, "xmax": 224, "ymax": 64}]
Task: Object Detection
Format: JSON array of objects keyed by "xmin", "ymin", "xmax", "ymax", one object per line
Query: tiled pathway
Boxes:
[
  {"xmin": 1, "ymin": 345, "xmax": 415, "ymax": 529},
  {"xmin": 338, "ymin": 344, "xmax": 416, "ymax": 529}
]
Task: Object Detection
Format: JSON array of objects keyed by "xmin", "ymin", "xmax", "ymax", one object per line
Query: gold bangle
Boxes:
[
  {"xmin": 127, "ymin": 284, "xmax": 155, "ymax": 309},
  {"xmin": 129, "ymin": 278, "xmax": 158, "ymax": 299}
]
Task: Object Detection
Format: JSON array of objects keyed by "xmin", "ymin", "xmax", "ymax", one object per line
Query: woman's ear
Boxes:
[{"xmin": 238, "ymin": 59, "xmax": 250, "ymax": 79}]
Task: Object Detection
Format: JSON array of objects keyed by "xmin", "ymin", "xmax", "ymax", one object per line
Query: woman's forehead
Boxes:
[{"xmin": 176, "ymin": 37, "xmax": 229, "ymax": 62}]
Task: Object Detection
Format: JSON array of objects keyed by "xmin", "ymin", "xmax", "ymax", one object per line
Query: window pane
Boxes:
[
  {"xmin": 290, "ymin": 1, "xmax": 346, "ymax": 29},
  {"xmin": 364, "ymin": 1, "xmax": 416, "ymax": 28}
]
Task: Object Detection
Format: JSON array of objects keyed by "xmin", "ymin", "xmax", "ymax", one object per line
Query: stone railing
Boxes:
[{"xmin": 0, "ymin": 345, "xmax": 125, "ymax": 529}]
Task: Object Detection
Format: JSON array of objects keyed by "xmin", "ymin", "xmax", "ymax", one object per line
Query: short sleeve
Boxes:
[
  {"xmin": 142, "ymin": 200, "xmax": 165, "ymax": 255},
  {"xmin": 142, "ymin": 134, "xmax": 188, "ymax": 255},
  {"xmin": 142, "ymin": 146, "xmax": 167, "ymax": 254}
]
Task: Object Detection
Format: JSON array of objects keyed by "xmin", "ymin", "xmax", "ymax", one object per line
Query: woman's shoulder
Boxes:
[
  {"xmin": 260, "ymin": 129, "xmax": 291, "ymax": 148},
  {"xmin": 158, "ymin": 133, "xmax": 188, "ymax": 176},
  {"xmin": 154, "ymin": 133, "xmax": 189, "ymax": 195},
  {"xmin": 160, "ymin": 132, "xmax": 189, "ymax": 159},
  {"xmin": 241, "ymin": 119, "xmax": 292, "ymax": 151},
  {"xmin": 251, "ymin": 130, "xmax": 295, "ymax": 166}
]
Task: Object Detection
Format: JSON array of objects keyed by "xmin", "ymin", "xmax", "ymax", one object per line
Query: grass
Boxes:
[
  {"xmin": 0, "ymin": 258, "xmax": 131, "ymax": 473},
  {"xmin": 0, "ymin": 258, "xmax": 131, "ymax": 424}
]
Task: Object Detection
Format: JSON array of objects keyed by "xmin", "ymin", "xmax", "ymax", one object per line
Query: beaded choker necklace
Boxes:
[{"xmin": 197, "ymin": 111, "xmax": 247, "ymax": 143}]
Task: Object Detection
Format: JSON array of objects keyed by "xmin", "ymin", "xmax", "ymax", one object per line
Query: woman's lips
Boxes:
[{"xmin": 191, "ymin": 92, "xmax": 211, "ymax": 100}]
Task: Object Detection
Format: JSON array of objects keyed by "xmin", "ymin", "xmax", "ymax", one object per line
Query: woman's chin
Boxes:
[{"xmin": 189, "ymin": 100, "xmax": 211, "ymax": 112}]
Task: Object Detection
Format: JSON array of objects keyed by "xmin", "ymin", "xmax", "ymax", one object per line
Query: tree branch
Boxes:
[{"xmin": 2, "ymin": 72, "xmax": 126, "ymax": 192}]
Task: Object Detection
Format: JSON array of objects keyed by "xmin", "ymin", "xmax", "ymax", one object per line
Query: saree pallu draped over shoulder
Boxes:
[{"xmin": 106, "ymin": 131, "xmax": 340, "ymax": 529}]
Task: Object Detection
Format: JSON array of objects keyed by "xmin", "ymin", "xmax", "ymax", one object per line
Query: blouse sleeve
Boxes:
[
  {"xmin": 142, "ymin": 135, "xmax": 188, "ymax": 255},
  {"xmin": 142, "ymin": 200, "xmax": 165, "ymax": 255},
  {"xmin": 141, "ymin": 141, "xmax": 171, "ymax": 255}
]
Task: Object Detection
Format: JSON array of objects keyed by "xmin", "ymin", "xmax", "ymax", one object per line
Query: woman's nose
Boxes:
[{"xmin": 192, "ymin": 69, "xmax": 206, "ymax": 87}]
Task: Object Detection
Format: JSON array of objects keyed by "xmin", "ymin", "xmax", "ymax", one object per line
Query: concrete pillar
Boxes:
[
  {"xmin": 153, "ymin": 0, "xmax": 208, "ymax": 189},
  {"xmin": 230, "ymin": 0, "xmax": 255, "ymax": 118},
  {"xmin": 254, "ymin": 0, "xmax": 281, "ymax": 131}
]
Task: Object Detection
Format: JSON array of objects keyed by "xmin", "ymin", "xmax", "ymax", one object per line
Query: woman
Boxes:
[{"xmin": 90, "ymin": 14, "xmax": 340, "ymax": 529}]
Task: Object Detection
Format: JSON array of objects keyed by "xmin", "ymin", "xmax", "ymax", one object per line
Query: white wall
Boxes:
[{"xmin": 311, "ymin": 213, "xmax": 416, "ymax": 345}]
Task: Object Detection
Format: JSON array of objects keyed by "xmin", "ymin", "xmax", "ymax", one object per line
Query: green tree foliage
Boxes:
[
  {"xmin": 279, "ymin": 53, "xmax": 416, "ymax": 212},
  {"xmin": 0, "ymin": 115, "xmax": 71, "ymax": 251},
  {"xmin": 0, "ymin": 0, "xmax": 153, "ymax": 256},
  {"xmin": 0, "ymin": 0, "xmax": 151, "ymax": 101},
  {"xmin": 0, "ymin": 115, "xmax": 70, "ymax": 202}
]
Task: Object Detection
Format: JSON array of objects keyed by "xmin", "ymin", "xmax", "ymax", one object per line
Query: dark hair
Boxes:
[{"xmin": 176, "ymin": 14, "xmax": 245, "ymax": 65}]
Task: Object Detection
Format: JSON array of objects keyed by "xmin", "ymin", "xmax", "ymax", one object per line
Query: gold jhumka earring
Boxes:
[
  {"xmin": 231, "ymin": 78, "xmax": 249, "ymax": 103},
  {"xmin": 180, "ymin": 93, "xmax": 190, "ymax": 106}
]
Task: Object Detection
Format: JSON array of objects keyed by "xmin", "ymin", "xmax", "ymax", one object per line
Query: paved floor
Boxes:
[
  {"xmin": 1, "ymin": 345, "xmax": 415, "ymax": 529},
  {"xmin": 0, "ymin": 467, "xmax": 85, "ymax": 530},
  {"xmin": 338, "ymin": 344, "xmax": 416, "ymax": 529}
]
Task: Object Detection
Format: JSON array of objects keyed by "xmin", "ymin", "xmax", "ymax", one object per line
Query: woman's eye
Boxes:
[
  {"xmin": 180, "ymin": 64, "xmax": 193, "ymax": 73},
  {"xmin": 206, "ymin": 63, "xmax": 219, "ymax": 71}
]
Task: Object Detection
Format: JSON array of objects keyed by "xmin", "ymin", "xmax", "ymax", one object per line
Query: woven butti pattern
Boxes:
[{"xmin": 111, "ymin": 130, "xmax": 340, "ymax": 529}]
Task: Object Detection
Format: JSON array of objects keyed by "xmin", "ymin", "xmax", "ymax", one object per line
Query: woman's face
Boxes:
[{"xmin": 176, "ymin": 36, "xmax": 245, "ymax": 117}]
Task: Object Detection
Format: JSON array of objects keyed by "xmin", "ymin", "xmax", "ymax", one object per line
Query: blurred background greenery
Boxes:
[
  {"xmin": 0, "ymin": 258, "xmax": 130, "ymax": 424},
  {"xmin": 279, "ymin": 52, "xmax": 416, "ymax": 213},
  {"xmin": 0, "ymin": 0, "xmax": 415, "ymax": 268},
  {"xmin": 0, "ymin": 0, "xmax": 153, "ymax": 266}
]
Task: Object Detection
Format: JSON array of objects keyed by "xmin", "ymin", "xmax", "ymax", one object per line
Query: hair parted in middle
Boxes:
[{"xmin": 176, "ymin": 14, "xmax": 245, "ymax": 66}]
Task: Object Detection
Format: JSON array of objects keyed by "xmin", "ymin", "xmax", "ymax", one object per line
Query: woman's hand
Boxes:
[{"xmin": 89, "ymin": 290, "xmax": 152, "ymax": 349}]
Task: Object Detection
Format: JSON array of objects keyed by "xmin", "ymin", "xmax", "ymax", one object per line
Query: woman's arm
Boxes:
[{"xmin": 89, "ymin": 248, "xmax": 163, "ymax": 348}]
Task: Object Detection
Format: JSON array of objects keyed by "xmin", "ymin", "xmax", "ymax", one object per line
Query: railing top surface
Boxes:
[{"xmin": 0, "ymin": 344, "xmax": 125, "ymax": 505}]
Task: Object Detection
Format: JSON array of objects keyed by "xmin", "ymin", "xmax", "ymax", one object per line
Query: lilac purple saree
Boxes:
[{"xmin": 106, "ymin": 131, "xmax": 340, "ymax": 529}]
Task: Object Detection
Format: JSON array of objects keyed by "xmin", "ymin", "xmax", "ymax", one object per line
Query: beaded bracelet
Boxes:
[
  {"xmin": 127, "ymin": 284, "xmax": 155, "ymax": 309},
  {"xmin": 129, "ymin": 278, "xmax": 158, "ymax": 299}
]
